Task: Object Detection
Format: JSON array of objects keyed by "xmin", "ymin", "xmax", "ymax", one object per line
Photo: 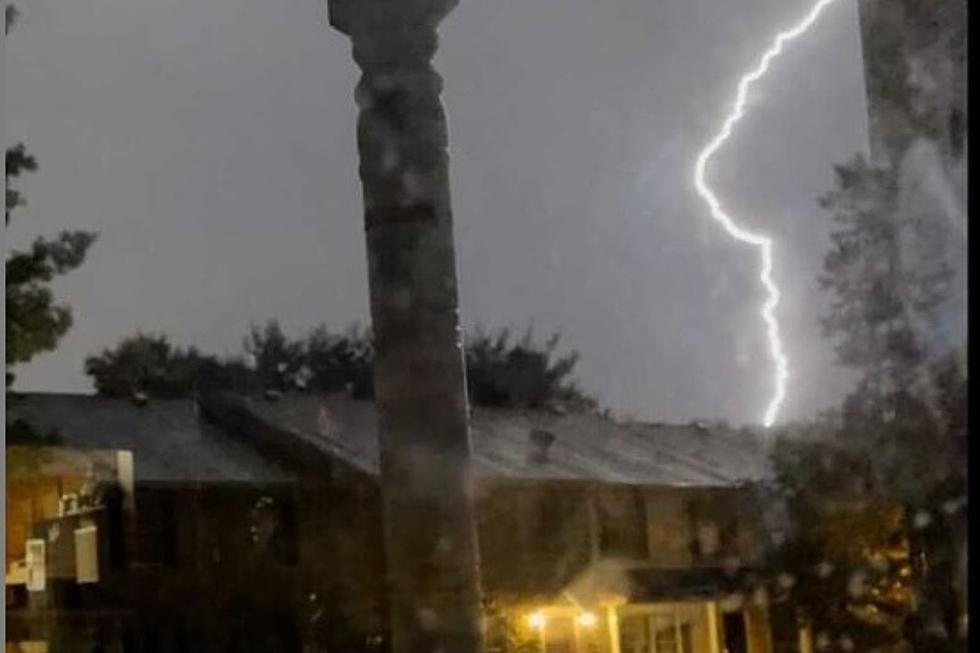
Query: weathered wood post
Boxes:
[{"xmin": 325, "ymin": 2, "xmax": 484, "ymax": 653}]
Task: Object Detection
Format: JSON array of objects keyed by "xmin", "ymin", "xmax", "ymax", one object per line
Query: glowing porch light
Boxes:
[
  {"xmin": 577, "ymin": 612, "xmax": 597, "ymax": 628},
  {"xmin": 528, "ymin": 612, "xmax": 546, "ymax": 630}
]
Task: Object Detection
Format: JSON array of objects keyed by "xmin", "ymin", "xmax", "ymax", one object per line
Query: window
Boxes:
[
  {"xmin": 619, "ymin": 610, "xmax": 698, "ymax": 653},
  {"xmin": 597, "ymin": 487, "xmax": 647, "ymax": 560},
  {"xmin": 653, "ymin": 622, "xmax": 692, "ymax": 653},
  {"xmin": 530, "ymin": 486, "xmax": 589, "ymax": 563}
]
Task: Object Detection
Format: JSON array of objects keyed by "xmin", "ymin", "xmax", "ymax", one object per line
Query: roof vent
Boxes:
[
  {"xmin": 547, "ymin": 402, "xmax": 568, "ymax": 416},
  {"xmin": 528, "ymin": 429, "xmax": 556, "ymax": 464}
]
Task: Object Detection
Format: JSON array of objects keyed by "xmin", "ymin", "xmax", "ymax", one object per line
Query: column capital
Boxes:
[{"xmin": 328, "ymin": 0, "xmax": 458, "ymax": 38}]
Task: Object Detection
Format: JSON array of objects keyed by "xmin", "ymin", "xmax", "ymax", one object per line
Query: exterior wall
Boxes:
[
  {"xmin": 6, "ymin": 478, "xmax": 69, "ymax": 569},
  {"xmin": 477, "ymin": 480, "xmax": 771, "ymax": 603},
  {"xmin": 477, "ymin": 481, "xmax": 593, "ymax": 599},
  {"xmin": 5, "ymin": 478, "xmax": 385, "ymax": 653},
  {"xmin": 6, "ymin": 448, "xmax": 773, "ymax": 653},
  {"xmin": 643, "ymin": 490, "xmax": 693, "ymax": 568},
  {"xmin": 642, "ymin": 486, "xmax": 768, "ymax": 570},
  {"xmin": 477, "ymin": 480, "xmax": 776, "ymax": 653},
  {"xmin": 297, "ymin": 475, "xmax": 389, "ymax": 648}
]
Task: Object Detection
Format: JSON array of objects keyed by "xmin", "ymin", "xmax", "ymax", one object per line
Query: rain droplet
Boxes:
[
  {"xmin": 723, "ymin": 556, "xmax": 742, "ymax": 576},
  {"xmin": 382, "ymin": 146, "xmax": 400, "ymax": 172},
  {"xmin": 402, "ymin": 170, "xmax": 425, "ymax": 200},
  {"xmin": 925, "ymin": 618, "xmax": 948, "ymax": 639},
  {"xmin": 435, "ymin": 537, "xmax": 453, "ymax": 556},
  {"xmin": 847, "ymin": 571, "xmax": 868, "ymax": 598},
  {"xmin": 373, "ymin": 74, "xmax": 396, "ymax": 92},
  {"xmin": 418, "ymin": 608, "xmax": 439, "ymax": 631},
  {"xmin": 815, "ymin": 632, "xmax": 830, "ymax": 651}
]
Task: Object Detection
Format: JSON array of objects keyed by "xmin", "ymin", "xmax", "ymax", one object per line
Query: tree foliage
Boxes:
[
  {"xmin": 242, "ymin": 320, "xmax": 306, "ymax": 392},
  {"xmin": 305, "ymin": 324, "xmax": 374, "ymax": 399},
  {"xmin": 768, "ymin": 151, "xmax": 966, "ymax": 653},
  {"xmin": 6, "ymin": 143, "xmax": 37, "ymax": 224},
  {"xmin": 816, "ymin": 154, "xmax": 964, "ymax": 502},
  {"xmin": 465, "ymin": 327, "xmax": 590, "ymax": 409},
  {"xmin": 6, "ymin": 120, "xmax": 96, "ymax": 381},
  {"xmin": 84, "ymin": 333, "xmax": 206, "ymax": 399},
  {"xmin": 818, "ymin": 155, "xmax": 952, "ymax": 400},
  {"xmin": 85, "ymin": 321, "xmax": 593, "ymax": 410},
  {"xmin": 6, "ymin": 12, "xmax": 96, "ymax": 380},
  {"xmin": 767, "ymin": 432, "xmax": 914, "ymax": 652}
]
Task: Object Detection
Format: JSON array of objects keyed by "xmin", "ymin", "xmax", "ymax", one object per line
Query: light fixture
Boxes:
[
  {"xmin": 528, "ymin": 612, "xmax": 546, "ymax": 630},
  {"xmin": 577, "ymin": 612, "xmax": 597, "ymax": 628}
]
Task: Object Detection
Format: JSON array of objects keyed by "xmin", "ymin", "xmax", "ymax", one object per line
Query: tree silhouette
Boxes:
[
  {"xmin": 768, "ymin": 152, "xmax": 965, "ymax": 653},
  {"xmin": 465, "ymin": 327, "xmax": 589, "ymax": 409},
  {"xmin": 84, "ymin": 333, "xmax": 205, "ymax": 399},
  {"xmin": 84, "ymin": 322, "xmax": 594, "ymax": 411}
]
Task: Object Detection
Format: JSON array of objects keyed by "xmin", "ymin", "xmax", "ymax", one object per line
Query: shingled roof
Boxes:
[
  {"xmin": 226, "ymin": 393, "xmax": 772, "ymax": 486},
  {"xmin": 6, "ymin": 393, "xmax": 295, "ymax": 484},
  {"xmin": 7, "ymin": 392, "xmax": 772, "ymax": 487}
]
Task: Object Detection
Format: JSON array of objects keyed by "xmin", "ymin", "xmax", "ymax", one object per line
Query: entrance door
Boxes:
[
  {"xmin": 544, "ymin": 617, "xmax": 576, "ymax": 653},
  {"xmin": 722, "ymin": 612, "xmax": 748, "ymax": 653}
]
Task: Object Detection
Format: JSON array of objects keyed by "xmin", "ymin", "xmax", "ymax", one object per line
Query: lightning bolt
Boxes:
[{"xmin": 694, "ymin": 0, "xmax": 839, "ymax": 427}]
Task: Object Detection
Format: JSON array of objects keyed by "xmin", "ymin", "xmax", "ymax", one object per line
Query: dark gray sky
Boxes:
[{"xmin": 6, "ymin": 0, "xmax": 869, "ymax": 425}]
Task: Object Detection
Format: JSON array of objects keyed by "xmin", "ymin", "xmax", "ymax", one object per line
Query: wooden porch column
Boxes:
[
  {"xmin": 325, "ymin": 2, "xmax": 484, "ymax": 653},
  {"xmin": 604, "ymin": 606, "xmax": 621, "ymax": 653},
  {"xmin": 705, "ymin": 602, "xmax": 722, "ymax": 653}
]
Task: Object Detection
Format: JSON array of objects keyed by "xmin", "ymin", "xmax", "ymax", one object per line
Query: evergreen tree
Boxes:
[{"xmin": 769, "ymin": 151, "xmax": 966, "ymax": 653}]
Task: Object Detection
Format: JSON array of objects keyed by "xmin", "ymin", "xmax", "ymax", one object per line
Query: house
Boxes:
[
  {"xmin": 5, "ymin": 393, "xmax": 337, "ymax": 653},
  {"xmin": 6, "ymin": 391, "xmax": 801, "ymax": 653}
]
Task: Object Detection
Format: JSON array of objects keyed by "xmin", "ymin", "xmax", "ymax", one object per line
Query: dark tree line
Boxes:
[{"xmin": 83, "ymin": 321, "xmax": 593, "ymax": 411}]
